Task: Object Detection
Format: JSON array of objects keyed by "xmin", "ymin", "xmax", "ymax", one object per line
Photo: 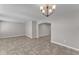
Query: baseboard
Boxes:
[
  {"xmin": 38, "ymin": 35, "xmax": 50, "ymax": 38},
  {"xmin": 51, "ymin": 41, "xmax": 79, "ymax": 51},
  {"xmin": 0, "ymin": 34, "xmax": 25, "ymax": 39},
  {"xmin": 25, "ymin": 35, "xmax": 32, "ymax": 39},
  {"xmin": 0, "ymin": 34, "xmax": 33, "ymax": 39}
]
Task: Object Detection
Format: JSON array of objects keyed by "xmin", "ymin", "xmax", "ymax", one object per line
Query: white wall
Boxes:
[
  {"xmin": 51, "ymin": 16, "xmax": 79, "ymax": 49},
  {"xmin": 39, "ymin": 23, "xmax": 51, "ymax": 37},
  {"xmin": 32, "ymin": 21, "xmax": 37, "ymax": 38},
  {"xmin": 25, "ymin": 21, "xmax": 32, "ymax": 38},
  {"xmin": 0, "ymin": 20, "xmax": 37, "ymax": 39},
  {"xmin": 0, "ymin": 22, "xmax": 1, "ymax": 36},
  {"xmin": 0, "ymin": 21, "xmax": 25, "ymax": 38},
  {"xmin": 25, "ymin": 20, "xmax": 37, "ymax": 38}
]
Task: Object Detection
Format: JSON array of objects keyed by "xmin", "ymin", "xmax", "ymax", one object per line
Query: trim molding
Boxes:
[
  {"xmin": 38, "ymin": 35, "xmax": 50, "ymax": 38},
  {"xmin": 0, "ymin": 34, "xmax": 25, "ymax": 39},
  {"xmin": 25, "ymin": 35, "xmax": 32, "ymax": 39},
  {"xmin": 51, "ymin": 41, "xmax": 79, "ymax": 51}
]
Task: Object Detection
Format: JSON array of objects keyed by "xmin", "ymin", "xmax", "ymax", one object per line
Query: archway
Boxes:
[{"xmin": 38, "ymin": 23, "xmax": 51, "ymax": 40}]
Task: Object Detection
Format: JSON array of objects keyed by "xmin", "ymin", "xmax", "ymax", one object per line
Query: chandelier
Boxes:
[{"xmin": 40, "ymin": 4, "xmax": 56, "ymax": 17}]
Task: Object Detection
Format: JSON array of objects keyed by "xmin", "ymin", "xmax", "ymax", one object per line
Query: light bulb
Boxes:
[
  {"xmin": 40, "ymin": 6, "xmax": 43, "ymax": 10},
  {"xmin": 42, "ymin": 10, "xmax": 45, "ymax": 13},
  {"xmin": 49, "ymin": 9, "xmax": 52, "ymax": 13},
  {"xmin": 52, "ymin": 5, "xmax": 56, "ymax": 9}
]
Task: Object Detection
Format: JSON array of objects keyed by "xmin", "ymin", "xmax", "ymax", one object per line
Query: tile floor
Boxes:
[{"xmin": 0, "ymin": 36, "xmax": 79, "ymax": 55}]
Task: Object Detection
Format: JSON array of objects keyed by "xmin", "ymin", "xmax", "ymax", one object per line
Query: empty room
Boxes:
[{"xmin": 0, "ymin": 4, "xmax": 79, "ymax": 55}]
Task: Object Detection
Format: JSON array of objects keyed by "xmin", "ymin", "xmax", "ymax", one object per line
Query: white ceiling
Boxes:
[{"xmin": 0, "ymin": 4, "xmax": 79, "ymax": 23}]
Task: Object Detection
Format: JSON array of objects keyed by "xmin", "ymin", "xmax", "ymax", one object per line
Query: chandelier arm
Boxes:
[{"xmin": 47, "ymin": 5, "xmax": 48, "ymax": 17}]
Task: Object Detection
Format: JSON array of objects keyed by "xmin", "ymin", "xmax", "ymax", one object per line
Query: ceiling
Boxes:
[{"xmin": 0, "ymin": 4, "xmax": 79, "ymax": 23}]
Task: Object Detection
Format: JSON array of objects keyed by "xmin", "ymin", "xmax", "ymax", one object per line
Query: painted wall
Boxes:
[
  {"xmin": 0, "ymin": 20, "xmax": 37, "ymax": 39},
  {"xmin": 0, "ymin": 21, "xmax": 25, "ymax": 38},
  {"xmin": 25, "ymin": 20, "xmax": 37, "ymax": 38},
  {"xmin": 25, "ymin": 21, "xmax": 32, "ymax": 38},
  {"xmin": 32, "ymin": 21, "xmax": 37, "ymax": 38},
  {"xmin": 0, "ymin": 22, "xmax": 1, "ymax": 36},
  {"xmin": 51, "ymin": 16, "xmax": 79, "ymax": 49}
]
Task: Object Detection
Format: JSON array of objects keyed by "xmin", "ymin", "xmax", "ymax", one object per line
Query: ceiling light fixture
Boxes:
[{"xmin": 40, "ymin": 4, "xmax": 56, "ymax": 17}]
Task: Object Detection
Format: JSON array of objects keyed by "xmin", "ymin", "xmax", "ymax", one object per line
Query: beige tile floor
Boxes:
[{"xmin": 0, "ymin": 36, "xmax": 79, "ymax": 55}]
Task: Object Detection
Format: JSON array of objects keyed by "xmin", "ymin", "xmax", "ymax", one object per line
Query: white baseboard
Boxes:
[
  {"xmin": 38, "ymin": 34, "xmax": 50, "ymax": 38},
  {"xmin": 51, "ymin": 41, "xmax": 79, "ymax": 51},
  {"xmin": 0, "ymin": 34, "xmax": 25, "ymax": 39},
  {"xmin": 25, "ymin": 35, "xmax": 32, "ymax": 39},
  {"xmin": 0, "ymin": 34, "xmax": 33, "ymax": 39}
]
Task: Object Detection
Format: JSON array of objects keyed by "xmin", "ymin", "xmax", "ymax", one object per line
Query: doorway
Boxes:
[{"xmin": 38, "ymin": 23, "xmax": 51, "ymax": 39}]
